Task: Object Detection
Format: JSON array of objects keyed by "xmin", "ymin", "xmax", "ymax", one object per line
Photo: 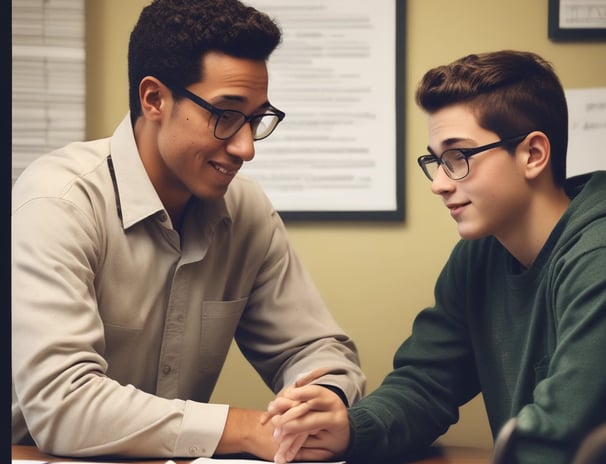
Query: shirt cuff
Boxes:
[
  {"xmin": 174, "ymin": 401, "xmax": 229, "ymax": 457},
  {"xmin": 319, "ymin": 384, "xmax": 349, "ymax": 407}
]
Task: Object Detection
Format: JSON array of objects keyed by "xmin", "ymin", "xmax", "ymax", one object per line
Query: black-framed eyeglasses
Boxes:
[
  {"xmin": 164, "ymin": 81, "xmax": 285, "ymax": 141},
  {"xmin": 417, "ymin": 132, "xmax": 531, "ymax": 181}
]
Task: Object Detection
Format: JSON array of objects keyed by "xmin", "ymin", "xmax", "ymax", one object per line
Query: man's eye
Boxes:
[
  {"xmin": 219, "ymin": 111, "xmax": 239, "ymax": 122},
  {"xmin": 450, "ymin": 150, "xmax": 467, "ymax": 161}
]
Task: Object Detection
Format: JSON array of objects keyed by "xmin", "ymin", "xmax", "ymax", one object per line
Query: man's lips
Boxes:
[
  {"xmin": 209, "ymin": 160, "xmax": 240, "ymax": 176},
  {"xmin": 446, "ymin": 201, "xmax": 471, "ymax": 217}
]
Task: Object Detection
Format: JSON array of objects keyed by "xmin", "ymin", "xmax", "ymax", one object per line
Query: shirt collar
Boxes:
[{"xmin": 109, "ymin": 113, "xmax": 231, "ymax": 230}]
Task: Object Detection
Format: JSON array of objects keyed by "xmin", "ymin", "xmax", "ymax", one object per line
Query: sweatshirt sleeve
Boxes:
[{"xmin": 345, "ymin": 243, "xmax": 481, "ymax": 461}]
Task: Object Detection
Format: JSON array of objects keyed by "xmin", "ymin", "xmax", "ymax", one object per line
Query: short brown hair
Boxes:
[{"xmin": 416, "ymin": 50, "xmax": 568, "ymax": 187}]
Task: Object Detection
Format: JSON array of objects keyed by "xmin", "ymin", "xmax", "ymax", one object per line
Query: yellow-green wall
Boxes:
[{"xmin": 85, "ymin": 0, "xmax": 606, "ymax": 449}]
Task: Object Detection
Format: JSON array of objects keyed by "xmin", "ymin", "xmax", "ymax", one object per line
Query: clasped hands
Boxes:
[{"xmin": 261, "ymin": 368, "xmax": 351, "ymax": 464}]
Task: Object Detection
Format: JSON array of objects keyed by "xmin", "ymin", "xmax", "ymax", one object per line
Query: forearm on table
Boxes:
[{"xmin": 215, "ymin": 407, "xmax": 277, "ymax": 459}]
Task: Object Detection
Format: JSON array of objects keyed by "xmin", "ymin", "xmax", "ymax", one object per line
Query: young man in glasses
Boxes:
[
  {"xmin": 11, "ymin": 0, "xmax": 365, "ymax": 460},
  {"xmin": 266, "ymin": 50, "xmax": 606, "ymax": 464}
]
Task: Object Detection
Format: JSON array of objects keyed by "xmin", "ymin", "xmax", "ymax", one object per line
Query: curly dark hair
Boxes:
[
  {"xmin": 128, "ymin": 0, "xmax": 282, "ymax": 120},
  {"xmin": 415, "ymin": 50, "xmax": 568, "ymax": 187}
]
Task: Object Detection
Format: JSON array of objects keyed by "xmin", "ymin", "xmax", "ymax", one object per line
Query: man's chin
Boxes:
[
  {"xmin": 193, "ymin": 183, "xmax": 230, "ymax": 201},
  {"xmin": 457, "ymin": 225, "xmax": 488, "ymax": 241}
]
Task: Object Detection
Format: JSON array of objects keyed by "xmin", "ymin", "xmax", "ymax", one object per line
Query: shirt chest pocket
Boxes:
[{"xmin": 199, "ymin": 298, "xmax": 247, "ymax": 374}]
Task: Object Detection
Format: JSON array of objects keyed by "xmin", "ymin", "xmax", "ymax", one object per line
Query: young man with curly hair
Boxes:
[{"xmin": 12, "ymin": 1, "xmax": 365, "ymax": 460}]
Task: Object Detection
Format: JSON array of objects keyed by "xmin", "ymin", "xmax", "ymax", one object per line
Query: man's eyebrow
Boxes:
[
  {"xmin": 443, "ymin": 136, "xmax": 475, "ymax": 147},
  {"xmin": 214, "ymin": 95, "xmax": 272, "ymax": 112},
  {"xmin": 219, "ymin": 95, "xmax": 246, "ymax": 103},
  {"xmin": 428, "ymin": 137, "xmax": 476, "ymax": 155}
]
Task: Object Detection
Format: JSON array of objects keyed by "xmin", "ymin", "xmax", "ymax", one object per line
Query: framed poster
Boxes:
[
  {"xmin": 241, "ymin": 0, "xmax": 406, "ymax": 221},
  {"xmin": 565, "ymin": 87, "xmax": 606, "ymax": 177},
  {"xmin": 548, "ymin": 0, "xmax": 606, "ymax": 40}
]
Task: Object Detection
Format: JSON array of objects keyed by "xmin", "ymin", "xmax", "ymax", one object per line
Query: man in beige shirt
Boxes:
[{"xmin": 11, "ymin": 0, "xmax": 365, "ymax": 460}]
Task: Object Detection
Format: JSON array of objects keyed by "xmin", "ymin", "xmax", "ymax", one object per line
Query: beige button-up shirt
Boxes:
[{"xmin": 12, "ymin": 114, "xmax": 365, "ymax": 458}]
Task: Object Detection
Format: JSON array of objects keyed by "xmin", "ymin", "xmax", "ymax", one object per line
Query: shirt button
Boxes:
[
  {"xmin": 158, "ymin": 211, "xmax": 168, "ymax": 222},
  {"xmin": 188, "ymin": 445, "xmax": 200, "ymax": 455},
  {"xmin": 162, "ymin": 365, "xmax": 171, "ymax": 375}
]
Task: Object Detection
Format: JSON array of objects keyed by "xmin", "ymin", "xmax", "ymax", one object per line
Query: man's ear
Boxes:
[
  {"xmin": 139, "ymin": 76, "xmax": 167, "ymax": 120},
  {"xmin": 524, "ymin": 131, "xmax": 551, "ymax": 180}
]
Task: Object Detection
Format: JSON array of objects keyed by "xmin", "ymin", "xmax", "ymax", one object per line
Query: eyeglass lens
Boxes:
[
  {"xmin": 439, "ymin": 150, "xmax": 467, "ymax": 179},
  {"xmin": 422, "ymin": 150, "xmax": 468, "ymax": 180},
  {"xmin": 214, "ymin": 111, "xmax": 281, "ymax": 140}
]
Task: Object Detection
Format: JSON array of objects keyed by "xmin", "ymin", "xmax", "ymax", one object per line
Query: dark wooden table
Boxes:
[{"xmin": 12, "ymin": 444, "xmax": 493, "ymax": 463}]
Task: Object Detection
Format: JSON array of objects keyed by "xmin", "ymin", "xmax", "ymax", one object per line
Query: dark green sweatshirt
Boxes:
[{"xmin": 346, "ymin": 171, "xmax": 606, "ymax": 464}]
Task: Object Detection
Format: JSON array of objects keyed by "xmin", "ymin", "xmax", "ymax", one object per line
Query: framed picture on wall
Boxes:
[
  {"xmin": 240, "ymin": 0, "xmax": 406, "ymax": 221},
  {"xmin": 548, "ymin": 0, "xmax": 606, "ymax": 40}
]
